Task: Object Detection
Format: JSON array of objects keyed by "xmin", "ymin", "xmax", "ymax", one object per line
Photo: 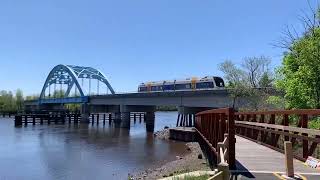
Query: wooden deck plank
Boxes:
[{"xmin": 235, "ymin": 136, "xmax": 320, "ymax": 173}]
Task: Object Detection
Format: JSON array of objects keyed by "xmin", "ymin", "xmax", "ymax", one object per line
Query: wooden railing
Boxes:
[
  {"xmin": 217, "ymin": 134, "xmax": 229, "ymax": 164},
  {"xmin": 195, "ymin": 108, "xmax": 236, "ymax": 169},
  {"xmin": 235, "ymin": 109, "xmax": 320, "ymax": 161}
]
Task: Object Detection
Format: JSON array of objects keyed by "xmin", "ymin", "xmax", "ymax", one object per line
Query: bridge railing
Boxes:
[
  {"xmin": 235, "ymin": 109, "xmax": 320, "ymax": 161},
  {"xmin": 195, "ymin": 108, "xmax": 236, "ymax": 169}
]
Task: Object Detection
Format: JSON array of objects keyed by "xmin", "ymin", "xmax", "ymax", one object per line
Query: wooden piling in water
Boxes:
[
  {"xmin": 15, "ymin": 115, "xmax": 22, "ymax": 127},
  {"xmin": 54, "ymin": 115, "xmax": 58, "ymax": 124},
  {"xmin": 179, "ymin": 114, "xmax": 183, "ymax": 126},
  {"xmin": 24, "ymin": 116, "xmax": 27, "ymax": 125},
  {"xmin": 91, "ymin": 114, "xmax": 94, "ymax": 125},
  {"xmin": 74, "ymin": 114, "xmax": 78, "ymax": 124},
  {"xmin": 68, "ymin": 114, "xmax": 71, "ymax": 124},
  {"xmin": 33, "ymin": 116, "xmax": 36, "ymax": 125},
  {"xmin": 97, "ymin": 114, "xmax": 99, "ymax": 125},
  {"xmin": 176, "ymin": 114, "xmax": 180, "ymax": 127}
]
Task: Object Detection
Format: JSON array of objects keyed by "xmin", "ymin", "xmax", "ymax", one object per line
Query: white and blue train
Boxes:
[{"xmin": 138, "ymin": 76, "xmax": 225, "ymax": 92}]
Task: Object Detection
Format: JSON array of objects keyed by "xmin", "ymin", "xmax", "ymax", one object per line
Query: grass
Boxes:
[{"xmin": 173, "ymin": 174, "xmax": 210, "ymax": 180}]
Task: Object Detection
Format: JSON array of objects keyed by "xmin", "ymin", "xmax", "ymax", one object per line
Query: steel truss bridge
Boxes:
[
  {"xmin": 26, "ymin": 64, "xmax": 235, "ymax": 108},
  {"xmin": 38, "ymin": 64, "xmax": 115, "ymax": 104}
]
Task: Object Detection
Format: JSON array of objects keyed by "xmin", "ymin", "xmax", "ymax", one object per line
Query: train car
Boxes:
[{"xmin": 138, "ymin": 76, "xmax": 225, "ymax": 92}]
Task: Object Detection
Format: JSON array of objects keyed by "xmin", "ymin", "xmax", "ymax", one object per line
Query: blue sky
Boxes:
[{"xmin": 0, "ymin": 0, "xmax": 316, "ymax": 95}]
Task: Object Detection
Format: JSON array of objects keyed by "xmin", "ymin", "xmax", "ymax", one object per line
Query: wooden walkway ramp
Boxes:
[{"xmin": 234, "ymin": 136, "xmax": 320, "ymax": 179}]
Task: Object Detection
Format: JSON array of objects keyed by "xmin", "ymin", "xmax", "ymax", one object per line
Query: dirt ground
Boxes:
[{"xmin": 131, "ymin": 129, "xmax": 210, "ymax": 180}]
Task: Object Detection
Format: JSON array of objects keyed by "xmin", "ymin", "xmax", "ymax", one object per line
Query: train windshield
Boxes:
[{"xmin": 214, "ymin": 77, "xmax": 225, "ymax": 87}]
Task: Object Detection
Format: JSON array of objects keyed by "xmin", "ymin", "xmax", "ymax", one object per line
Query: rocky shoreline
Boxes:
[{"xmin": 131, "ymin": 129, "xmax": 210, "ymax": 180}]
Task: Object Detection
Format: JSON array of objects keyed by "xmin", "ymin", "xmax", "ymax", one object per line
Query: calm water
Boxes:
[{"xmin": 0, "ymin": 112, "xmax": 187, "ymax": 180}]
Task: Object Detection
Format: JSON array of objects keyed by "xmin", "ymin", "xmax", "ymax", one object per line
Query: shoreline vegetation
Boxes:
[
  {"xmin": 131, "ymin": 129, "xmax": 210, "ymax": 180},
  {"xmin": 156, "ymin": 106, "xmax": 178, "ymax": 112}
]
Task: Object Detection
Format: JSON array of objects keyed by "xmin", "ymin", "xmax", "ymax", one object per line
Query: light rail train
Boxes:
[{"xmin": 138, "ymin": 76, "xmax": 225, "ymax": 92}]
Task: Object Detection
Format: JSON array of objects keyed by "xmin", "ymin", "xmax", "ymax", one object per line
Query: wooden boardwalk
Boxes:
[{"xmin": 234, "ymin": 136, "xmax": 320, "ymax": 179}]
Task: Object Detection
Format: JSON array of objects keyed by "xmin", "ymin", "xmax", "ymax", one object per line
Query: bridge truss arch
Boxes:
[{"xmin": 39, "ymin": 64, "xmax": 115, "ymax": 101}]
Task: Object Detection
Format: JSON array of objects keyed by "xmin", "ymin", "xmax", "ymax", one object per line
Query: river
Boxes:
[{"xmin": 0, "ymin": 112, "xmax": 188, "ymax": 180}]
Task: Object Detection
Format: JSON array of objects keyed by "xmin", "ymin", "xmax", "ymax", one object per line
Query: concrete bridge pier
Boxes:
[
  {"xmin": 177, "ymin": 106, "xmax": 212, "ymax": 127},
  {"xmin": 115, "ymin": 105, "xmax": 156, "ymax": 131},
  {"xmin": 145, "ymin": 111, "xmax": 155, "ymax": 132},
  {"xmin": 114, "ymin": 112, "xmax": 122, "ymax": 128},
  {"xmin": 80, "ymin": 103, "xmax": 90, "ymax": 123},
  {"xmin": 119, "ymin": 105, "xmax": 131, "ymax": 128}
]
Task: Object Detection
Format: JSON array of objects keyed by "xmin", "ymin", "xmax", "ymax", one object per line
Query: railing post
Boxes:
[
  {"xmin": 217, "ymin": 142, "xmax": 223, "ymax": 163},
  {"xmin": 301, "ymin": 114, "xmax": 308, "ymax": 159},
  {"xmin": 224, "ymin": 133, "xmax": 229, "ymax": 162},
  {"xmin": 283, "ymin": 114, "xmax": 289, "ymax": 141},
  {"xmin": 227, "ymin": 108, "xmax": 235, "ymax": 169},
  {"xmin": 284, "ymin": 141, "xmax": 294, "ymax": 177},
  {"xmin": 218, "ymin": 163, "xmax": 230, "ymax": 180}
]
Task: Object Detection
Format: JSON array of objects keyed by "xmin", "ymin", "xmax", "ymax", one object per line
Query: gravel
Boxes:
[
  {"xmin": 153, "ymin": 129, "xmax": 170, "ymax": 140},
  {"xmin": 131, "ymin": 129, "xmax": 210, "ymax": 180}
]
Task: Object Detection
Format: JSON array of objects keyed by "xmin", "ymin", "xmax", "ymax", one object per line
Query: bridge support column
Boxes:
[
  {"xmin": 115, "ymin": 105, "xmax": 156, "ymax": 131},
  {"xmin": 177, "ymin": 106, "xmax": 212, "ymax": 127},
  {"xmin": 80, "ymin": 103, "xmax": 90, "ymax": 123},
  {"xmin": 114, "ymin": 112, "xmax": 121, "ymax": 128},
  {"xmin": 120, "ymin": 105, "xmax": 131, "ymax": 129},
  {"xmin": 145, "ymin": 111, "xmax": 155, "ymax": 132}
]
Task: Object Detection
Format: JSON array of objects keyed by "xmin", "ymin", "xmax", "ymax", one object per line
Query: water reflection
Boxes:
[{"xmin": 0, "ymin": 112, "xmax": 186, "ymax": 180}]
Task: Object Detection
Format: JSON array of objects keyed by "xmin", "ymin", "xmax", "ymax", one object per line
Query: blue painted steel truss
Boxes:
[{"xmin": 39, "ymin": 64, "xmax": 115, "ymax": 104}]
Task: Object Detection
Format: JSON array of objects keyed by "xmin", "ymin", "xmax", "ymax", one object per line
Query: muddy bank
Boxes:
[{"xmin": 131, "ymin": 129, "xmax": 210, "ymax": 180}]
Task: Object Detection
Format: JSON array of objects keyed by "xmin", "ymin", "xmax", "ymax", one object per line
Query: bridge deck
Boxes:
[{"xmin": 235, "ymin": 136, "xmax": 319, "ymax": 174}]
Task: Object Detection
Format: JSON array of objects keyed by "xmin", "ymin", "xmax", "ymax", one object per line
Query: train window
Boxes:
[
  {"xmin": 151, "ymin": 86, "xmax": 163, "ymax": 91},
  {"xmin": 163, "ymin": 85, "xmax": 174, "ymax": 91},
  {"xmin": 151, "ymin": 86, "xmax": 158, "ymax": 91},
  {"xmin": 214, "ymin": 77, "xmax": 225, "ymax": 87},
  {"xmin": 139, "ymin": 87, "xmax": 147, "ymax": 92},
  {"xmin": 175, "ymin": 83, "xmax": 192, "ymax": 90},
  {"xmin": 196, "ymin": 82, "xmax": 214, "ymax": 89}
]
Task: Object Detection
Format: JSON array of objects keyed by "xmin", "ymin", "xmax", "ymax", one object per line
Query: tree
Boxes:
[
  {"xmin": 242, "ymin": 56, "xmax": 272, "ymax": 88},
  {"xmin": 276, "ymin": 7, "xmax": 320, "ymax": 109},
  {"xmin": 15, "ymin": 89, "xmax": 24, "ymax": 111},
  {"xmin": 219, "ymin": 61, "xmax": 249, "ymax": 108},
  {"xmin": 219, "ymin": 57, "xmax": 274, "ymax": 110},
  {"xmin": 0, "ymin": 90, "xmax": 16, "ymax": 112},
  {"xmin": 53, "ymin": 90, "xmax": 65, "ymax": 98},
  {"xmin": 25, "ymin": 94, "xmax": 40, "ymax": 101}
]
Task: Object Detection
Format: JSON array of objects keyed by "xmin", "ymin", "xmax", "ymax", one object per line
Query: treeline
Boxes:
[
  {"xmin": 219, "ymin": 5, "xmax": 320, "ymax": 112},
  {"xmin": 0, "ymin": 89, "xmax": 74, "ymax": 113},
  {"xmin": 217, "ymin": 5, "xmax": 320, "ymax": 129},
  {"xmin": 219, "ymin": 56, "xmax": 274, "ymax": 111},
  {"xmin": 0, "ymin": 89, "xmax": 24, "ymax": 113},
  {"xmin": 156, "ymin": 106, "xmax": 178, "ymax": 111}
]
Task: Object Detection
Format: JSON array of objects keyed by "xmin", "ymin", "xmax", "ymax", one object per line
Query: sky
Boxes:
[{"xmin": 0, "ymin": 0, "xmax": 316, "ymax": 95}]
